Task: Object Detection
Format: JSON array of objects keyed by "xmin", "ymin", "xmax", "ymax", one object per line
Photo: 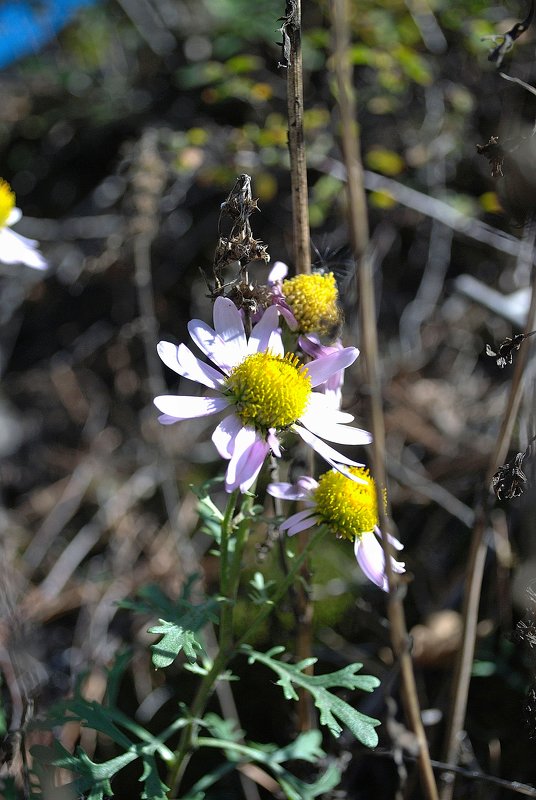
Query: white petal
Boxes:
[
  {"xmin": 157, "ymin": 342, "xmax": 225, "ymax": 389},
  {"xmin": 355, "ymin": 533, "xmax": 388, "ymax": 591},
  {"xmin": 213, "ymin": 297, "xmax": 247, "ymax": 363},
  {"xmin": 0, "ymin": 228, "xmax": 48, "ymax": 270},
  {"xmin": 188, "ymin": 320, "xmax": 236, "ymax": 373},
  {"xmin": 212, "ymin": 413, "xmax": 243, "ymax": 458},
  {"xmin": 7, "ymin": 208, "xmax": 22, "ymax": 225},
  {"xmin": 267, "ymin": 428, "xmax": 282, "ymax": 457},
  {"xmin": 268, "ymin": 261, "xmax": 288, "ymax": 283},
  {"xmin": 300, "ymin": 406, "xmax": 372, "ymax": 446},
  {"xmin": 248, "ymin": 305, "xmax": 281, "ymax": 354},
  {"xmin": 293, "ymin": 424, "xmax": 365, "ymax": 467},
  {"xmin": 376, "ymin": 526, "xmax": 404, "ymax": 552},
  {"xmin": 306, "ymin": 392, "xmax": 354, "ymax": 423},
  {"xmin": 306, "ymin": 347, "xmax": 359, "ymax": 387},
  {"xmin": 154, "ymin": 395, "xmax": 229, "ymax": 420}
]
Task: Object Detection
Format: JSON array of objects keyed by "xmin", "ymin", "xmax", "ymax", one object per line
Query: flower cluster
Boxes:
[
  {"xmin": 155, "ymin": 255, "xmax": 405, "ymax": 590},
  {"xmin": 0, "ymin": 179, "xmax": 47, "ymax": 270}
]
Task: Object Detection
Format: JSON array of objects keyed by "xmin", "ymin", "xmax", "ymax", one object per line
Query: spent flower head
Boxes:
[
  {"xmin": 267, "ymin": 467, "xmax": 405, "ymax": 591},
  {"xmin": 0, "ymin": 179, "xmax": 47, "ymax": 270},
  {"xmin": 155, "ymin": 297, "xmax": 371, "ymax": 493}
]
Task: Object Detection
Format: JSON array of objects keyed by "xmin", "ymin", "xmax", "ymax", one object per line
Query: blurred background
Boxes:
[{"xmin": 2, "ymin": 0, "xmax": 536, "ymax": 797}]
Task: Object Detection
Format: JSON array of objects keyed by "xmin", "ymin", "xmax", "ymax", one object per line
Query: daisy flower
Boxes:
[
  {"xmin": 267, "ymin": 467, "xmax": 405, "ymax": 591},
  {"xmin": 154, "ymin": 296, "xmax": 371, "ymax": 493},
  {"xmin": 0, "ymin": 179, "xmax": 47, "ymax": 270},
  {"xmin": 268, "ymin": 261, "xmax": 341, "ymax": 340}
]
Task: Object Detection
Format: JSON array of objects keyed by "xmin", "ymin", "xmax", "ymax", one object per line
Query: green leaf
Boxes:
[
  {"xmin": 148, "ymin": 620, "xmax": 205, "ymax": 667},
  {"xmin": 121, "ymin": 580, "xmax": 219, "ymax": 669},
  {"xmin": 139, "ymin": 754, "xmax": 170, "ymax": 800},
  {"xmin": 240, "ymin": 646, "xmax": 381, "ymax": 747},
  {"xmin": 248, "ymin": 571, "xmax": 277, "ymax": 605},
  {"xmin": 147, "ymin": 597, "xmax": 220, "ymax": 668}
]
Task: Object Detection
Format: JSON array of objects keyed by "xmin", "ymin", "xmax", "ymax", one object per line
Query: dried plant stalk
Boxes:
[
  {"xmin": 440, "ymin": 222, "xmax": 536, "ymax": 800},
  {"xmin": 280, "ymin": 0, "xmax": 314, "ymax": 731},
  {"xmin": 330, "ymin": 1, "xmax": 439, "ymax": 798}
]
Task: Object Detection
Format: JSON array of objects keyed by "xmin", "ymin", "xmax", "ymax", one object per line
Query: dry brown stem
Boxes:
[
  {"xmin": 440, "ymin": 221, "xmax": 536, "ymax": 800},
  {"xmin": 330, "ymin": 1, "xmax": 439, "ymax": 797}
]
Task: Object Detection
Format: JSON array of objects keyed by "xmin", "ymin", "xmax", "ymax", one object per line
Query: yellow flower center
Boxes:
[
  {"xmin": 225, "ymin": 351, "xmax": 311, "ymax": 432},
  {"xmin": 314, "ymin": 467, "xmax": 379, "ymax": 541},
  {"xmin": 281, "ymin": 272, "xmax": 341, "ymax": 337},
  {"xmin": 0, "ymin": 180, "xmax": 15, "ymax": 229}
]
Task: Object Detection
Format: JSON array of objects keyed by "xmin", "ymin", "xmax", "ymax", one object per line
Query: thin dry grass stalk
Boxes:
[
  {"xmin": 330, "ymin": 0, "xmax": 439, "ymax": 798},
  {"xmin": 440, "ymin": 222, "xmax": 536, "ymax": 800}
]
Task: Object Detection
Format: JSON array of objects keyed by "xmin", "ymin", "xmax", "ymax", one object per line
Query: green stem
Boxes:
[
  {"xmin": 236, "ymin": 526, "xmax": 328, "ymax": 649},
  {"xmin": 219, "ymin": 489, "xmax": 239, "ymax": 595},
  {"xmin": 166, "ymin": 491, "xmax": 248, "ymax": 797},
  {"xmin": 166, "ymin": 503, "xmax": 326, "ymax": 798}
]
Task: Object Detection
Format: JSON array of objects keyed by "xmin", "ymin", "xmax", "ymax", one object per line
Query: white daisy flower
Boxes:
[
  {"xmin": 0, "ymin": 179, "xmax": 47, "ymax": 270},
  {"xmin": 267, "ymin": 467, "xmax": 405, "ymax": 591},
  {"xmin": 154, "ymin": 296, "xmax": 371, "ymax": 493}
]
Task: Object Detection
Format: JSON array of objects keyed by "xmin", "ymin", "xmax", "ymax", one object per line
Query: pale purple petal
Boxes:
[
  {"xmin": 299, "ymin": 333, "xmax": 339, "ymax": 360},
  {"xmin": 154, "ymin": 395, "xmax": 229, "ymax": 420},
  {"xmin": 296, "ymin": 476, "xmax": 319, "ymax": 492},
  {"xmin": 306, "ymin": 347, "xmax": 359, "ymax": 387},
  {"xmin": 248, "ymin": 305, "xmax": 282, "ymax": 355},
  {"xmin": 293, "ymin": 424, "xmax": 366, "ymax": 467},
  {"xmin": 268, "ymin": 260, "xmax": 288, "ymax": 284},
  {"xmin": 225, "ymin": 427, "xmax": 269, "ymax": 492},
  {"xmin": 282, "ymin": 509, "xmax": 320, "ymax": 535},
  {"xmin": 0, "ymin": 227, "xmax": 47, "ymax": 270},
  {"xmin": 212, "ymin": 413, "xmax": 243, "ymax": 458},
  {"xmin": 158, "ymin": 414, "xmax": 182, "ymax": 425},
  {"xmin": 275, "ymin": 302, "xmax": 298, "ymax": 330},
  {"xmin": 157, "ymin": 342, "xmax": 225, "ymax": 389},
  {"xmin": 213, "ymin": 297, "xmax": 247, "ymax": 364},
  {"xmin": 300, "ymin": 405, "xmax": 372, "ymax": 446},
  {"xmin": 266, "ymin": 482, "xmax": 310, "ymax": 501}
]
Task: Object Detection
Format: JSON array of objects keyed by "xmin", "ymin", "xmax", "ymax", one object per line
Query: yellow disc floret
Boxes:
[
  {"xmin": 0, "ymin": 180, "xmax": 15, "ymax": 229},
  {"xmin": 281, "ymin": 272, "xmax": 341, "ymax": 337},
  {"xmin": 225, "ymin": 351, "xmax": 311, "ymax": 432},
  {"xmin": 314, "ymin": 467, "xmax": 379, "ymax": 541}
]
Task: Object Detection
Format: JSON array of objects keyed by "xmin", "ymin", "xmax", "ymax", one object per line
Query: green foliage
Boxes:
[
  {"xmin": 189, "ymin": 714, "xmax": 341, "ymax": 800},
  {"xmin": 241, "ymin": 645, "xmax": 381, "ymax": 746},
  {"xmin": 121, "ymin": 581, "xmax": 220, "ymax": 668},
  {"xmin": 29, "ymin": 659, "xmax": 184, "ymax": 800}
]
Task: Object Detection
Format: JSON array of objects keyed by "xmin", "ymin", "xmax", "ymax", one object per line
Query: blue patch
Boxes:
[{"xmin": 0, "ymin": 0, "xmax": 101, "ymax": 69}]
